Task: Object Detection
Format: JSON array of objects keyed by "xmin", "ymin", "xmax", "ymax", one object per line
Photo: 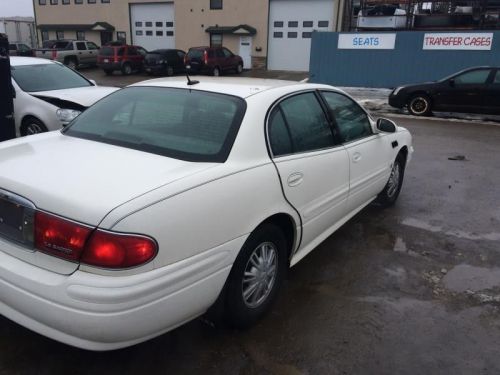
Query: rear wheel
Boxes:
[
  {"xmin": 408, "ymin": 94, "xmax": 432, "ymax": 116},
  {"xmin": 166, "ymin": 66, "xmax": 174, "ymax": 76},
  {"xmin": 377, "ymin": 155, "xmax": 405, "ymax": 207},
  {"xmin": 20, "ymin": 116, "xmax": 48, "ymax": 136},
  {"xmin": 121, "ymin": 62, "xmax": 132, "ymax": 75},
  {"xmin": 236, "ymin": 63, "xmax": 243, "ymax": 74},
  {"xmin": 65, "ymin": 58, "xmax": 77, "ymax": 70},
  {"xmin": 212, "ymin": 66, "xmax": 221, "ymax": 77},
  {"xmin": 224, "ymin": 223, "xmax": 287, "ymax": 328}
]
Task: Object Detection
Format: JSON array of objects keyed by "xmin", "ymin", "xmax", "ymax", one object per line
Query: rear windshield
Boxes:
[
  {"xmin": 187, "ymin": 49, "xmax": 203, "ymax": 59},
  {"xmin": 99, "ymin": 47, "xmax": 115, "ymax": 56},
  {"xmin": 63, "ymin": 87, "xmax": 246, "ymax": 162},
  {"xmin": 11, "ymin": 63, "xmax": 92, "ymax": 92}
]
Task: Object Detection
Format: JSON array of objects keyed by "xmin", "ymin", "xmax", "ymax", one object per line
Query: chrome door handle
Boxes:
[
  {"xmin": 287, "ymin": 172, "xmax": 304, "ymax": 187},
  {"xmin": 352, "ymin": 152, "xmax": 362, "ymax": 163}
]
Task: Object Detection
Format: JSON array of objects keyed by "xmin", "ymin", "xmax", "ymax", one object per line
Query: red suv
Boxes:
[
  {"xmin": 184, "ymin": 46, "xmax": 243, "ymax": 76},
  {"xmin": 97, "ymin": 42, "xmax": 148, "ymax": 75}
]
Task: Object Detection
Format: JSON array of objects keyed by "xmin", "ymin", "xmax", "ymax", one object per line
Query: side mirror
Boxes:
[
  {"xmin": 376, "ymin": 118, "xmax": 397, "ymax": 133},
  {"xmin": 449, "ymin": 78, "xmax": 455, "ymax": 87},
  {"xmin": 89, "ymin": 79, "xmax": 97, "ymax": 86}
]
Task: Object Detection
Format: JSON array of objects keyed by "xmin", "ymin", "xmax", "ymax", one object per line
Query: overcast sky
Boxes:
[{"xmin": 0, "ymin": 0, "xmax": 35, "ymax": 17}]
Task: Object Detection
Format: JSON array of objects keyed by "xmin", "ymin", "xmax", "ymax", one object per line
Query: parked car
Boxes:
[
  {"xmin": 97, "ymin": 42, "xmax": 148, "ymax": 75},
  {"xmin": 144, "ymin": 49, "xmax": 186, "ymax": 76},
  {"xmin": 9, "ymin": 42, "xmax": 34, "ymax": 56},
  {"xmin": 0, "ymin": 77, "xmax": 412, "ymax": 350},
  {"xmin": 35, "ymin": 40, "xmax": 100, "ymax": 69},
  {"xmin": 10, "ymin": 56, "xmax": 119, "ymax": 136},
  {"xmin": 357, "ymin": 5, "xmax": 407, "ymax": 29},
  {"xmin": 389, "ymin": 66, "xmax": 500, "ymax": 116},
  {"xmin": 185, "ymin": 46, "xmax": 243, "ymax": 76}
]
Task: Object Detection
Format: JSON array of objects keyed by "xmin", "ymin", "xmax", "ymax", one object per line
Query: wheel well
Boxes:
[
  {"xmin": 408, "ymin": 91, "xmax": 431, "ymax": 104},
  {"xmin": 258, "ymin": 213, "xmax": 296, "ymax": 262},
  {"xmin": 398, "ymin": 146, "xmax": 408, "ymax": 165}
]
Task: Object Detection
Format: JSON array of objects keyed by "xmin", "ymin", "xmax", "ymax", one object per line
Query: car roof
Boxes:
[
  {"xmin": 10, "ymin": 56, "xmax": 56, "ymax": 66},
  {"xmin": 130, "ymin": 77, "xmax": 336, "ymax": 99}
]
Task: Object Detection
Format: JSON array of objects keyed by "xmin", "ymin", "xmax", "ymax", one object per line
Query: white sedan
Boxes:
[
  {"xmin": 10, "ymin": 56, "xmax": 118, "ymax": 136},
  {"xmin": 0, "ymin": 77, "xmax": 413, "ymax": 350}
]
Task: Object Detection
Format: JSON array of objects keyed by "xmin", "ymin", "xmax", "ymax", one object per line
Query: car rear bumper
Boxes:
[
  {"xmin": 144, "ymin": 64, "xmax": 165, "ymax": 74},
  {"xmin": 0, "ymin": 237, "xmax": 242, "ymax": 350}
]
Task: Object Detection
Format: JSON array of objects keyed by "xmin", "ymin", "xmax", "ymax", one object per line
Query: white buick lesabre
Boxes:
[{"xmin": 0, "ymin": 77, "xmax": 412, "ymax": 350}]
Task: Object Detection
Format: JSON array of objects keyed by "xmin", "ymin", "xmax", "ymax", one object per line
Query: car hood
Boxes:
[
  {"xmin": 30, "ymin": 86, "xmax": 119, "ymax": 108},
  {"xmin": 0, "ymin": 132, "xmax": 218, "ymax": 226}
]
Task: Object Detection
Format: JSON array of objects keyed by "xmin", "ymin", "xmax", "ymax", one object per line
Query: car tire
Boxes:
[
  {"xmin": 407, "ymin": 94, "xmax": 432, "ymax": 116},
  {"xmin": 65, "ymin": 58, "xmax": 77, "ymax": 70},
  {"xmin": 166, "ymin": 66, "xmax": 174, "ymax": 76},
  {"xmin": 236, "ymin": 64, "xmax": 243, "ymax": 74},
  {"xmin": 121, "ymin": 63, "xmax": 132, "ymax": 75},
  {"xmin": 377, "ymin": 154, "xmax": 406, "ymax": 207},
  {"xmin": 104, "ymin": 69, "xmax": 113, "ymax": 75},
  {"xmin": 224, "ymin": 223, "xmax": 287, "ymax": 328},
  {"xmin": 212, "ymin": 67, "xmax": 221, "ymax": 77},
  {"xmin": 20, "ymin": 116, "xmax": 48, "ymax": 136}
]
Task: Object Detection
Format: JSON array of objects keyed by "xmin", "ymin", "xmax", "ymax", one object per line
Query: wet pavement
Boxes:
[{"xmin": 1, "ymin": 85, "xmax": 500, "ymax": 374}]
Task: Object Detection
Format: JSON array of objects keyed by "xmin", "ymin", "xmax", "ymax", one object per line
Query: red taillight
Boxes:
[
  {"xmin": 51, "ymin": 50, "xmax": 57, "ymax": 60},
  {"xmin": 34, "ymin": 211, "xmax": 157, "ymax": 268},
  {"xmin": 35, "ymin": 211, "xmax": 92, "ymax": 261},
  {"xmin": 82, "ymin": 230, "xmax": 157, "ymax": 269},
  {"xmin": 204, "ymin": 50, "xmax": 208, "ymax": 64}
]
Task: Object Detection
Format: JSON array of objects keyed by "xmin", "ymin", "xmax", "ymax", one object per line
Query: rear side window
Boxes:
[
  {"xmin": 454, "ymin": 69, "xmax": 491, "ymax": 85},
  {"xmin": 64, "ymin": 87, "xmax": 247, "ymax": 163},
  {"xmin": 321, "ymin": 91, "xmax": 372, "ymax": 143},
  {"xmin": 76, "ymin": 42, "xmax": 86, "ymax": 51},
  {"xmin": 268, "ymin": 92, "xmax": 334, "ymax": 156}
]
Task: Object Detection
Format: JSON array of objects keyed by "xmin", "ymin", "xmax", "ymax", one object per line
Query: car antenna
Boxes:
[{"xmin": 185, "ymin": 66, "xmax": 199, "ymax": 86}]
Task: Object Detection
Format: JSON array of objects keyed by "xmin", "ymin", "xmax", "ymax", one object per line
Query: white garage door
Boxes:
[
  {"xmin": 131, "ymin": 2, "xmax": 175, "ymax": 51},
  {"xmin": 268, "ymin": 0, "xmax": 335, "ymax": 71}
]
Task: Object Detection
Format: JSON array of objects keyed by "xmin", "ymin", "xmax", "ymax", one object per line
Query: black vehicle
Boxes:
[
  {"xmin": 143, "ymin": 49, "xmax": 186, "ymax": 76},
  {"xmin": 389, "ymin": 67, "xmax": 500, "ymax": 116}
]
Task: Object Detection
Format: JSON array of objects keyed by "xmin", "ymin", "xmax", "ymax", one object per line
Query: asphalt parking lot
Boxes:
[{"xmin": 1, "ymin": 71, "xmax": 500, "ymax": 375}]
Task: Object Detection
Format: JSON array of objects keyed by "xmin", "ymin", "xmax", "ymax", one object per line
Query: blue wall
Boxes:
[{"xmin": 309, "ymin": 31, "xmax": 500, "ymax": 88}]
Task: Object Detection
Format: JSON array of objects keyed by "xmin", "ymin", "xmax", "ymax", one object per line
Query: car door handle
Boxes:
[
  {"xmin": 352, "ymin": 152, "xmax": 362, "ymax": 163},
  {"xmin": 287, "ymin": 172, "xmax": 304, "ymax": 187}
]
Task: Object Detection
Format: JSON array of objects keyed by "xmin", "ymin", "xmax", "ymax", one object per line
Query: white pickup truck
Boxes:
[{"xmin": 35, "ymin": 40, "xmax": 100, "ymax": 69}]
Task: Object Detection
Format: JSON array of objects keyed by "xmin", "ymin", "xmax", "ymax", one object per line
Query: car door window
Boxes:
[
  {"xmin": 321, "ymin": 91, "xmax": 372, "ymax": 143},
  {"xmin": 176, "ymin": 50, "xmax": 185, "ymax": 60},
  {"xmin": 223, "ymin": 48, "xmax": 233, "ymax": 58},
  {"xmin": 76, "ymin": 42, "xmax": 86, "ymax": 51},
  {"xmin": 215, "ymin": 49, "xmax": 225, "ymax": 58},
  {"xmin": 137, "ymin": 47, "xmax": 147, "ymax": 56},
  {"xmin": 453, "ymin": 69, "xmax": 491, "ymax": 85},
  {"xmin": 269, "ymin": 92, "xmax": 335, "ymax": 156},
  {"xmin": 86, "ymin": 42, "xmax": 99, "ymax": 50}
]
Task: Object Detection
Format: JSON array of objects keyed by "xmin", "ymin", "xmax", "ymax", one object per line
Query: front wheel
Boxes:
[
  {"xmin": 212, "ymin": 67, "xmax": 221, "ymax": 77},
  {"xmin": 20, "ymin": 116, "xmax": 48, "ymax": 136},
  {"xmin": 224, "ymin": 224, "xmax": 287, "ymax": 328},
  {"xmin": 166, "ymin": 66, "xmax": 174, "ymax": 76},
  {"xmin": 121, "ymin": 63, "xmax": 132, "ymax": 75},
  {"xmin": 236, "ymin": 63, "xmax": 243, "ymax": 74},
  {"xmin": 377, "ymin": 155, "xmax": 405, "ymax": 207},
  {"xmin": 407, "ymin": 94, "xmax": 432, "ymax": 116},
  {"xmin": 65, "ymin": 58, "xmax": 77, "ymax": 70}
]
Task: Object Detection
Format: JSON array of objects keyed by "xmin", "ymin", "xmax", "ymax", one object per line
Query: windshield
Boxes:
[
  {"xmin": 63, "ymin": 87, "xmax": 246, "ymax": 162},
  {"xmin": 11, "ymin": 63, "xmax": 92, "ymax": 92}
]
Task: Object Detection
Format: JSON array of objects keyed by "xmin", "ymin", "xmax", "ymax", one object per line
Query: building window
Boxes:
[
  {"xmin": 302, "ymin": 32, "xmax": 312, "ymax": 38},
  {"xmin": 288, "ymin": 21, "xmax": 298, "ymax": 27},
  {"xmin": 210, "ymin": 33, "xmax": 222, "ymax": 47},
  {"xmin": 273, "ymin": 21, "xmax": 283, "ymax": 27},
  {"xmin": 303, "ymin": 21, "xmax": 313, "ymax": 27},
  {"xmin": 101, "ymin": 0, "xmax": 110, "ymax": 2},
  {"xmin": 166, "ymin": 21, "xmax": 174, "ymax": 27},
  {"xmin": 156, "ymin": 31, "xmax": 163, "ymax": 36},
  {"xmin": 41, "ymin": 30, "xmax": 49, "ymax": 41},
  {"xmin": 287, "ymin": 32, "xmax": 297, "ymax": 38},
  {"xmin": 56, "ymin": 31, "xmax": 64, "ymax": 40},
  {"xmin": 166, "ymin": 31, "xmax": 174, "ymax": 36},
  {"xmin": 155, "ymin": 22, "xmax": 162, "ymax": 27},
  {"xmin": 75, "ymin": 0, "xmax": 83, "ymax": 3},
  {"xmin": 88, "ymin": 0, "xmax": 96, "ymax": 3},
  {"xmin": 117, "ymin": 31, "xmax": 126, "ymax": 42},
  {"xmin": 210, "ymin": 0, "xmax": 222, "ymax": 10},
  {"xmin": 145, "ymin": 22, "xmax": 153, "ymax": 27},
  {"xmin": 62, "ymin": 0, "xmax": 69, "ymax": 4},
  {"xmin": 77, "ymin": 31, "xmax": 85, "ymax": 40},
  {"xmin": 273, "ymin": 32, "xmax": 283, "ymax": 38},
  {"xmin": 136, "ymin": 30, "xmax": 143, "ymax": 36},
  {"xmin": 39, "ymin": 0, "xmax": 47, "ymax": 4},
  {"xmin": 50, "ymin": 0, "xmax": 58, "ymax": 4},
  {"xmin": 318, "ymin": 21, "xmax": 329, "ymax": 27},
  {"xmin": 146, "ymin": 30, "xmax": 153, "ymax": 36},
  {"xmin": 135, "ymin": 22, "xmax": 142, "ymax": 27}
]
